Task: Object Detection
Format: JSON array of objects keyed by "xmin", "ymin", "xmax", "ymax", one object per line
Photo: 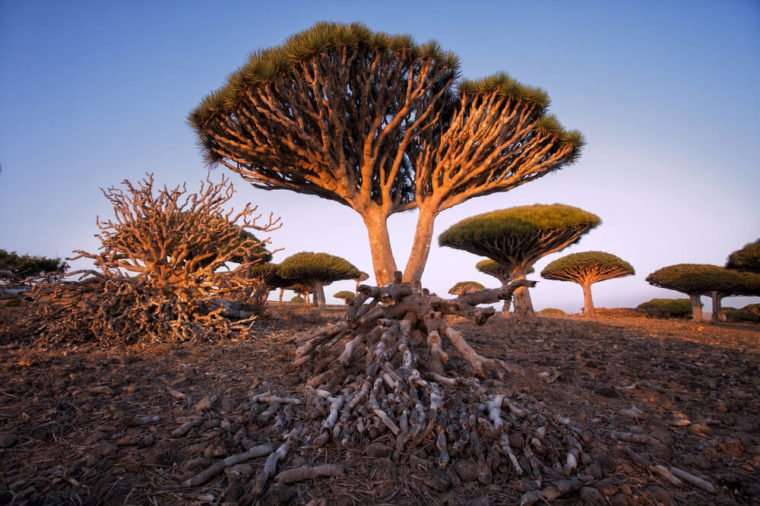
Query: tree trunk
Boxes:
[
  {"xmin": 362, "ymin": 211, "xmax": 398, "ymax": 286},
  {"xmin": 501, "ymin": 299, "xmax": 511, "ymax": 318},
  {"xmin": 279, "ymin": 288, "xmax": 284, "ymax": 304},
  {"xmin": 689, "ymin": 293, "xmax": 703, "ymax": 321},
  {"xmin": 313, "ymin": 282, "xmax": 326, "ymax": 307},
  {"xmin": 582, "ymin": 281, "xmax": 595, "ymax": 318},
  {"xmin": 511, "ymin": 269, "xmax": 534, "ymax": 317},
  {"xmin": 403, "ymin": 205, "xmax": 437, "ymax": 287},
  {"xmin": 711, "ymin": 291, "xmax": 724, "ymax": 322}
]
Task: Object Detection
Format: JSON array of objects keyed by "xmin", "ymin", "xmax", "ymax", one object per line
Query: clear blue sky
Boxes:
[{"xmin": 1, "ymin": 1, "xmax": 759, "ymax": 311}]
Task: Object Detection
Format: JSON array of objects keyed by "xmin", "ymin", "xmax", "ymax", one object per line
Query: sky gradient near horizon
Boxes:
[{"xmin": 1, "ymin": 1, "xmax": 759, "ymax": 311}]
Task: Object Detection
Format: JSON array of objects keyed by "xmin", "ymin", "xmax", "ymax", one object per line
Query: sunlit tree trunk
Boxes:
[
  {"xmin": 582, "ymin": 280, "xmax": 595, "ymax": 318},
  {"xmin": 711, "ymin": 291, "xmax": 724, "ymax": 322},
  {"xmin": 689, "ymin": 293, "xmax": 703, "ymax": 321},
  {"xmin": 313, "ymin": 282, "xmax": 326, "ymax": 307},
  {"xmin": 511, "ymin": 269, "xmax": 535, "ymax": 317},
  {"xmin": 501, "ymin": 298, "xmax": 511, "ymax": 318},
  {"xmin": 403, "ymin": 205, "xmax": 437, "ymax": 287},
  {"xmin": 279, "ymin": 288, "xmax": 284, "ymax": 304},
  {"xmin": 363, "ymin": 211, "xmax": 398, "ymax": 286}
]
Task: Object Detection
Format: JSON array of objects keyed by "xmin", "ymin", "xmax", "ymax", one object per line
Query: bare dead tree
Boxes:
[{"xmin": 30, "ymin": 174, "xmax": 280, "ymax": 344}]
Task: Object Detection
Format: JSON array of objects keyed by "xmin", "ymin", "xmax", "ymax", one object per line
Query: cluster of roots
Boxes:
[
  {"xmin": 19, "ymin": 274, "xmax": 264, "ymax": 345},
  {"xmin": 250, "ymin": 274, "xmax": 598, "ymax": 504}
]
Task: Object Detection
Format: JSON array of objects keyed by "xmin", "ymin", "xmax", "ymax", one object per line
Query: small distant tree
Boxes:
[
  {"xmin": 0, "ymin": 249, "xmax": 66, "ymax": 283},
  {"xmin": 249, "ymin": 262, "xmax": 290, "ymax": 302},
  {"xmin": 727, "ymin": 239, "xmax": 760, "ymax": 273},
  {"xmin": 334, "ymin": 290, "xmax": 356, "ymax": 305},
  {"xmin": 290, "ymin": 294, "xmax": 306, "ymax": 304},
  {"xmin": 448, "ymin": 281, "xmax": 485, "ymax": 296},
  {"xmin": 190, "ymin": 22, "xmax": 583, "ymax": 285},
  {"xmin": 440, "ymin": 204, "xmax": 600, "ymax": 317},
  {"xmin": 476, "ymin": 259, "xmax": 534, "ymax": 315},
  {"xmin": 541, "ymin": 251, "xmax": 634, "ymax": 318},
  {"xmin": 278, "ymin": 252, "xmax": 360, "ymax": 307},
  {"xmin": 354, "ymin": 271, "xmax": 369, "ymax": 291},
  {"xmin": 637, "ymin": 298, "xmax": 692, "ymax": 319},
  {"xmin": 646, "ymin": 264, "xmax": 760, "ymax": 321}
]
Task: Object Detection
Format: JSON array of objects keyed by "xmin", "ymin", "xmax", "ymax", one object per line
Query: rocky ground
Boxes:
[{"xmin": 0, "ymin": 304, "xmax": 759, "ymax": 505}]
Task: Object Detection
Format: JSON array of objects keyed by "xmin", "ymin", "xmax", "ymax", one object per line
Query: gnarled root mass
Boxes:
[
  {"xmin": 24, "ymin": 273, "xmax": 265, "ymax": 345},
  {"xmin": 267, "ymin": 274, "xmax": 595, "ymax": 503},
  {"xmin": 14, "ymin": 174, "xmax": 279, "ymax": 345}
]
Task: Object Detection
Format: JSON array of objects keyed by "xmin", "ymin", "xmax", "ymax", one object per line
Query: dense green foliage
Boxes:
[
  {"xmin": 439, "ymin": 204, "xmax": 600, "ymax": 268},
  {"xmin": 290, "ymin": 295, "xmax": 306, "ymax": 304},
  {"xmin": 724, "ymin": 308, "xmax": 760, "ymax": 323},
  {"xmin": 541, "ymin": 251, "xmax": 634, "ymax": 282},
  {"xmin": 742, "ymin": 303, "xmax": 760, "ymax": 316},
  {"xmin": 537, "ymin": 308, "xmax": 567, "ymax": 317},
  {"xmin": 448, "ymin": 281, "xmax": 485, "ymax": 296},
  {"xmin": 637, "ymin": 298, "xmax": 692, "ymax": 319},
  {"xmin": 476, "ymin": 259, "xmax": 510, "ymax": 281},
  {"xmin": 646, "ymin": 264, "xmax": 760, "ymax": 296},
  {"xmin": 726, "ymin": 239, "xmax": 760, "ymax": 273},
  {"xmin": 334, "ymin": 290, "xmax": 356, "ymax": 304},
  {"xmin": 248, "ymin": 263, "xmax": 290, "ymax": 289},
  {"xmin": 278, "ymin": 252, "xmax": 360, "ymax": 284},
  {"xmin": 475, "ymin": 259, "xmax": 534, "ymax": 282},
  {"xmin": 0, "ymin": 249, "xmax": 66, "ymax": 279},
  {"xmin": 440, "ymin": 205, "xmax": 600, "ymax": 245},
  {"xmin": 190, "ymin": 22, "xmax": 459, "ymax": 133}
]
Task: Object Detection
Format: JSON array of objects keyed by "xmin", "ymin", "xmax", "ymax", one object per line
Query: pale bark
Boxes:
[
  {"xmin": 689, "ymin": 293, "xmax": 703, "ymax": 321},
  {"xmin": 403, "ymin": 205, "xmax": 437, "ymax": 286},
  {"xmin": 313, "ymin": 282, "xmax": 326, "ymax": 307},
  {"xmin": 501, "ymin": 297, "xmax": 511, "ymax": 318},
  {"xmin": 511, "ymin": 269, "xmax": 535, "ymax": 317},
  {"xmin": 710, "ymin": 291, "xmax": 724, "ymax": 322},
  {"xmin": 363, "ymin": 212, "xmax": 398, "ymax": 286},
  {"xmin": 279, "ymin": 288, "xmax": 284, "ymax": 303},
  {"xmin": 582, "ymin": 281, "xmax": 595, "ymax": 318}
]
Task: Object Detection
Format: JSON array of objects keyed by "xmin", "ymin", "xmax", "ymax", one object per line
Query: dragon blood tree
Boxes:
[
  {"xmin": 186, "ymin": 23, "xmax": 596, "ymax": 502},
  {"xmin": 646, "ymin": 264, "xmax": 760, "ymax": 321},
  {"xmin": 440, "ymin": 204, "xmax": 601, "ymax": 317},
  {"xmin": 353, "ymin": 271, "xmax": 370, "ymax": 291},
  {"xmin": 249, "ymin": 262, "xmax": 290, "ymax": 302},
  {"xmin": 541, "ymin": 251, "xmax": 634, "ymax": 318},
  {"xmin": 333, "ymin": 290, "xmax": 356, "ymax": 305},
  {"xmin": 448, "ymin": 280, "xmax": 485, "ymax": 296},
  {"xmin": 278, "ymin": 252, "xmax": 360, "ymax": 307},
  {"xmin": 476, "ymin": 259, "xmax": 535, "ymax": 315},
  {"xmin": 727, "ymin": 239, "xmax": 760, "ymax": 273},
  {"xmin": 189, "ymin": 22, "xmax": 583, "ymax": 286}
]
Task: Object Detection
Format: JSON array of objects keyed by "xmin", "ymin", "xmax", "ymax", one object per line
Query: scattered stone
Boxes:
[
  {"xmin": 365, "ymin": 443, "xmax": 392, "ymax": 458},
  {"xmin": 580, "ymin": 486, "xmax": 606, "ymax": 505},
  {"xmin": 422, "ymin": 469, "xmax": 451, "ymax": 492},
  {"xmin": 226, "ymin": 463, "xmax": 254, "ymax": 481},
  {"xmin": 193, "ymin": 395, "xmax": 216, "ymax": 412},
  {"xmin": 454, "ymin": 460, "xmax": 480, "ymax": 482}
]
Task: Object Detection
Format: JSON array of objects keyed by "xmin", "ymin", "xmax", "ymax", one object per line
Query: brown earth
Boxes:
[{"xmin": 1, "ymin": 303, "xmax": 759, "ymax": 505}]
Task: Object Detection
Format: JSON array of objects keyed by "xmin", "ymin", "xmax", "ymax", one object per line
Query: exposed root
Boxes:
[
  {"xmin": 278, "ymin": 275, "xmax": 597, "ymax": 499},
  {"xmin": 182, "ymin": 444, "xmax": 273, "ymax": 487}
]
